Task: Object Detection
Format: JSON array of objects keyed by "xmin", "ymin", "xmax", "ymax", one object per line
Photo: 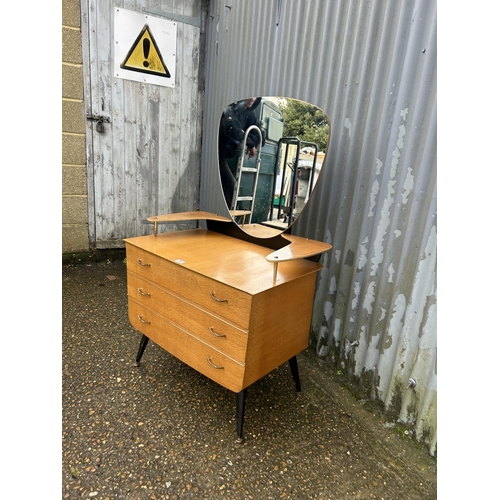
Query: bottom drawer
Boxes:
[{"xmin": 128, "ymin": 299, "xmax": 245, "ymax": 393}]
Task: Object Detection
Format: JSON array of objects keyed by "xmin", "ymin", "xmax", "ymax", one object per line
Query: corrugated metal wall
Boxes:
[{"xmin": 200, "ymin": 0, "xmax": 437, "ymax": 455}]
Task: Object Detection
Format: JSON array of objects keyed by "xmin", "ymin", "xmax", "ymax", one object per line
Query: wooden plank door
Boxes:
[{"xmin": 82, "ymin": 0, "xmax": 204, "ymax": 248}]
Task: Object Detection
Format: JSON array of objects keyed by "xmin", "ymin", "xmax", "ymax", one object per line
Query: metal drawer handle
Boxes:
[
  {"xmin": 137, "ymin": 259, "xmax": 151, "ymax": 267},
  {"xmin": 207, "ymin": 357, "xmax": 224, "ymax": 369},
  {"xmin": 210, "ymin": 292, "xmax": 228, "ymax": 303},
  {"xmin": 138, "ymin": 288, "xmax": 151, "ymax": 297},
  {"xmin": 138, "ymin": 314, "xmax": 151, "ymax": 324},
  {"xmin": 209, "ymin": 326, "xmax": 226, "ymax": 338}
]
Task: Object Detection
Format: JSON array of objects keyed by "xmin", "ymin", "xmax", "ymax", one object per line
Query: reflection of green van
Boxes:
[{"xmin": 227, "ymin": 98, "xmax": 284, "ymax": 224}]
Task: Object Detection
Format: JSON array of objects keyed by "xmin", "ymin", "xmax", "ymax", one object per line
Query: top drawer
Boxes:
[{"xmin": 126, "ymin": 244, "xmax": 251, "ymax": 330}]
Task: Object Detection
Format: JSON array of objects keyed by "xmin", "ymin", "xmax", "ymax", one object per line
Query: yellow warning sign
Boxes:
[{"xmin": 120, "ymin": 24, "xmax": 171, "ymax": 78}]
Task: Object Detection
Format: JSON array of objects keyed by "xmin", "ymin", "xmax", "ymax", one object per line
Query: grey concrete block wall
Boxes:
[
  {"xmin": 63, "ymin": 100, "xmax": 85, "ymax": 133},
  {"xmin": 63, "ymin": 63, "xmax": 84, "ymax": 99},
  {"xmin": 63, "ymin": 134, "xmax": 86, "ymax": 166},
  {"xmin": 62, "ymin": 0, "xmax": 88, "ymax": 253},
  {"xmin": 62, "ymin": 0, "xmax": 82, "ymax": 26},
  {"xmin": 62, "ymin": 166, "xmax": 87, "ymax": 195}
]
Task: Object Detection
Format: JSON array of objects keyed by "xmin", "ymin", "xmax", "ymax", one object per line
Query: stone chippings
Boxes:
[{"xmin": 62, "ymin": 261, "xmax": 437, "ymax": 499}]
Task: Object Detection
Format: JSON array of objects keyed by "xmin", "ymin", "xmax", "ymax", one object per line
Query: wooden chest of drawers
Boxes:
[{"xmin": 124, "ymin": 215, "xmax": 330, "ymax": 441}]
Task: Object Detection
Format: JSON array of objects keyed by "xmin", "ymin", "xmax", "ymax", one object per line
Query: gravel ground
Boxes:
[{"xmin": 62, "ymin": 260, "xmax": 437, "ymax": 499}]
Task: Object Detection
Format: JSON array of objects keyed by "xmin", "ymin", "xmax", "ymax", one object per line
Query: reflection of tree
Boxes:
[{"xmin": 278, "ymin": 99, "xmax": 330, "ymax": 152}]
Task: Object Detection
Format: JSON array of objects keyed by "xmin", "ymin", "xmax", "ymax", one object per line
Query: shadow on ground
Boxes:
[{"xmin": 62, "ymin": 260, "xmax": 436, "ymax": 499}]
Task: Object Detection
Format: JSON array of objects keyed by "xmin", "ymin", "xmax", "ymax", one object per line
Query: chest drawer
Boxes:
[
  {"xmin": 128, "ymin": 299, "xmax": 245, "ymax": 392},
  {"xmin": 126, "ymin": 244, "xmax": 251, "ymax": 330},
  {"xmin": 127, "ymin": 272, "xmax": 248, "ymax": 363}
]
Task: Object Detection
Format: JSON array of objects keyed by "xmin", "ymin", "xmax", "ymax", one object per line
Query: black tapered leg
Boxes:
[
  {"xmin": 288, "ymin": 356, "xmax": 302, "ymax": 393},
  {"xmin": 134, "ymin": 334, "xmax": 150, "ymax": 366},
  {"xmin": 236, "ymin": 389, "xmax": 247, "ymax": 443}
]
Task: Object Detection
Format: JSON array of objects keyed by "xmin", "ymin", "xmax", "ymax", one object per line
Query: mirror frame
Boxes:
[{"xmin": 217, "ymin": 96, "xmax": 331, "ymax": 238}]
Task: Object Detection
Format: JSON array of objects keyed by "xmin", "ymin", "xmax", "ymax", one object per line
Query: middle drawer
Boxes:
[{"xmin": 127, "ymin": 272, "xmax": 248, "ymax": 363}]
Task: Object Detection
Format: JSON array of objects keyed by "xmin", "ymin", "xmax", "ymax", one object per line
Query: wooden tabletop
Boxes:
[
  {"xmin": 137, "ymin": 212, "xmax": 332, "ymax": 283},
  {"xmin": 125, "ymin": 229, "xmax": 324, "ymax": 293}
]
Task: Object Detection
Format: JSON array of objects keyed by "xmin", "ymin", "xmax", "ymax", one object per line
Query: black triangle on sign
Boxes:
[{"xmin": 120, "ymin": 24, "xmax": 171, "ymax": 78}]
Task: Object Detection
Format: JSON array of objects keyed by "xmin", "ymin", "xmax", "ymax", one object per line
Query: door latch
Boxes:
[{"xmin": 86, "ymin": 113, "xmax": 110, "ymax": 133}]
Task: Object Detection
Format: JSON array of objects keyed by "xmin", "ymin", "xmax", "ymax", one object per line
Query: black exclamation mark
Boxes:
[{"xmin": 143, "ymin": 38, "xmax": 150, "ymax": 68}]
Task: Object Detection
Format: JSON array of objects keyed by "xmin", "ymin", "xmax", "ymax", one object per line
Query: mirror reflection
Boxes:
[{"xmin": 218, "ymin": 97, "xmax": 330, "ymax": 235}]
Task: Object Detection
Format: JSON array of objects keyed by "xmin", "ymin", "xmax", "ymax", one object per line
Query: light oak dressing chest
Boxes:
[{"xmin": 125, "ymin": 211, "xmax": 331, "ymax": 442}]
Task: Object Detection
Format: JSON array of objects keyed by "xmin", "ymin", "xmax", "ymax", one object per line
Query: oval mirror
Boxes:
[{"xmin": 218, "ymin": 97, "xmax": 330, "ymax": 237}]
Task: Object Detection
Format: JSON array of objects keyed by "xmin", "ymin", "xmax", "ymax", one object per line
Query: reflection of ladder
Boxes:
[{"xmin": 230, "ymin": 125, "xmax": 263, "ymax": 224}]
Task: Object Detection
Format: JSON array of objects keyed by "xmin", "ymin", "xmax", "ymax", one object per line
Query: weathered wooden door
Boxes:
[{"xmin": 81, "ymin": 0, "xmax": 204, "ymax": 248}]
